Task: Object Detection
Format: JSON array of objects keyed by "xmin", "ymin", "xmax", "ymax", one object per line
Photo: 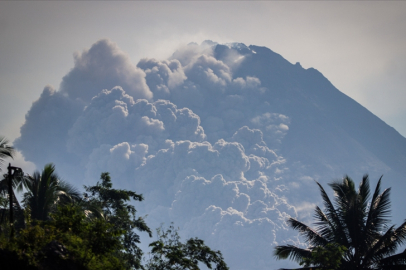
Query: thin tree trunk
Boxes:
[{"xmin": 8, "ymin": 163, "xmax": 14, "ymax": 240}]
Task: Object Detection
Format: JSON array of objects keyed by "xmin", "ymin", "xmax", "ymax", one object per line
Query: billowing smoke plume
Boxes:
[
  {"xmin": 60, "ymin": 39, "xmax": 152, "ymax": 103},
  {"xmin": 15, "ymin": 39, "xmax": 406, "ymax": 269}
]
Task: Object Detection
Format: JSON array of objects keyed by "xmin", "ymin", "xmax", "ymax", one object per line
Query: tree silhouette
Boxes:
[
  {"xmin": 0, "ymin": 136, "xmax": 14, "ymax": 170},
  {"xmin": 274, "ymin": 175, "xmax": 406, "ymax": 270},
  {"xmin": 83, "ymin": 172, "xmax": 152, "ymax": 269},
  {"xmin": 146, "ymin": 224, "xmax": 229, "ymax": 270},
  {"xmin": 23, "ymin": 163, "xmax": 80, "ymax": 221}
]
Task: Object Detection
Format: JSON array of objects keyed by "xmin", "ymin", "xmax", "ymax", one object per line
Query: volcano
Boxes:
[{"xmin": 15, "ymin": 40, "xmax": 406, "ymax": 269}]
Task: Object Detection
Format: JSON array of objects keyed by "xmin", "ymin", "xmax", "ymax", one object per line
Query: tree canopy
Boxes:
[
  {"xmin": 0, "ymin": 164, "xmax": 229, "ymax": 270},
  {"xmin": 23, "ymin": 163, "xmax": 81, "ymax": 221},
  {"xmin": 0, "ymin": 136, "xmax": 14, "ymax": 169},
  {"xmin": 274, "ymin": 175, "xmax": 406, "ymax": 270},
  {"xmin": 146, "ymin": 224, "xmax": 229, "ymax": 270},
  {"xmin": 82, "ymin": 172, "xmax": 152, "ymax": 269}
]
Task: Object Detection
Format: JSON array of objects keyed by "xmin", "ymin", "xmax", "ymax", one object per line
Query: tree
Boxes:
[
  {"xmin": 83, "ymin": 172, "xmax": 152, "ymax": 269},
  {"xmin": 23, "ymin": 163, "xmax": 80, "ymax": 221},
  {"xmin": 0, "ymin": 138, "xmax": 29, "ymax": 236},
  {"xmin": 0, "ymin": 169, "xmax": 230, "ymax": 269},
  {"xmin": 274, "ymin": 175, "xmax": 406, "ymax": 270},
  {"xmin": 146, "ymin": 224, "xmax": 229, "ymax": 270},
  {"xmin": 299, "ymin": 243, "xmax": 347, "ymax": 270},
  {"xmin": 0, "ymin": 136, "xmax": 14, "ymax": 170},
  {"xmin": 0, "ymin": 204, "xmax": 127, "ymax": 270},
  {"xmin": 0, "ymin": 172, "xmax": 28, "ymax": 234}
]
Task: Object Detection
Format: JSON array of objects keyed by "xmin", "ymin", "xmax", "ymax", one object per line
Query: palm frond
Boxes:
[
  {"xmin": 370, "ymin": 220, "xmax": 406, "ymax": 264},
  {"xmin": 288, "ymin": 218, "xmax": 328, "ymax": 247},
  {"xmin": 56, "ymin": 180, "xmax": 81, "ymax": 203},
  {"xmin": 364, "ymin": 176, "xmax": 384, "ymax": 241},
  {"xmin": 364, "ymin": 224, "xmax": 397, "ymax": 265},
  {"xmin": 358, "ymin": 174, "xmax": 371, "ymax": 215},
  {"xmin": 12, "ymin": 174, "xmax": 32, "ymax": 193},
  {"xmin": 23, "ymin": 163, "xmax": 77, "ymax": 221},
  {"xmin": 0, "ymin": 177, "xmax": 8, "ymax": 196},
  {"xmin": 315, "ymin": 181, "xmax": 349, "ymax": 246},
  {"xmin": 313, "ymin": 206, "xmax": 338, "ymax": 243},
  {"xmin": 378, "ymin": 248, "xmax": 406, "ymax": 267},
  {"xmin": 371, "ymin": 187, "xmax": 392, "ymax": 231},
  {"xmin": 274, "ymin": 244, "xmax": 311, "ymax": 263},
  {"xmin": 329, "ymin": 176, "xmax": 356, "ymax": 215},
  {"xmin": 0, "ymin": 137, "xmax": 14, "ymax": 170},
  {"xmin": 330, "ymin": 176, "xmax": 370, "ymax": 251}
]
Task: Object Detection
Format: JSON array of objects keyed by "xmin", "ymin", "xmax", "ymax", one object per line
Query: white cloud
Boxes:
[
  {"xmin": 3, "ymin": 150, "xmax": 36, "ymax": 175},
  {"xmin": 137, "ymin": 58, "xmax": 187, "ymax": 100},
  {"xmin": 60, "ymin": 39, "xmax": 152, "ymax": 103},
  {"xmin": 185, "ymin": 54, "xmax": 232, "ymax": 90},
  {"xmin": 67, "ymin": 86, "xmax": 205, "ymax": 158},
  {"xmin": 85, "ymin": 142, "xmax": 149, "ymax": 188}
]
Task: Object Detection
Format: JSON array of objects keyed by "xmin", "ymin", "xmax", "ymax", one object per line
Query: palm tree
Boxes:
[
  {"xmin": 0, "ymin": 136, "xmax": 29, "ymax": 198},
  {"xmin": 274, "ymin": 175, "xmax": 406, "ymax": 270},
  {"xmin": 0, "ymin": 136, "xmax": 14, "ymax": 170},
  {"xmin": 23, "ymin": 163, "xmax": 81, "ymax": 221},
  {"xmin": 0, "ymin": 136, "xmax": 27, "ymax": 235},
  {"xmin": 0, "ymin": 173, "xmax": 30, "ymax": 227},
  {"xmin": 0, "ymin": 173, "xmax": 30, "ymax": 235}
]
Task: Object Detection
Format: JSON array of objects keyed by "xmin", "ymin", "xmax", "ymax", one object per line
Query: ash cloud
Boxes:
[
  {"xmin": 14, "ymin": 85, "xmax": 83, "ymax": 177},
  {"xmin": 60, "ymin": 39, "xmax": 152, "ymax": 103},
  {"xmin": 18, "ymin": 39, "xmax": 396, "ymax": 270},
  {"xmin": 66, "ymin": 86, "xmax": 205, "ymax": 159},
  {"xmin": 14, "ymin": 39, "xmax": 296, "ymax": 270}
]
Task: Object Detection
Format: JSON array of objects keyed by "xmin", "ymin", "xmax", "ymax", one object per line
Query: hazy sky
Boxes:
[{"xmin": 1, "ymin": 1, "xmax": 406, "ymax": 144}]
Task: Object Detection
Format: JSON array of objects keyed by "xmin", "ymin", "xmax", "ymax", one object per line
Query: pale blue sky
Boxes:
[{"xmin": 1, "ymin": 1, "xmax": 405, "ymax": 144}]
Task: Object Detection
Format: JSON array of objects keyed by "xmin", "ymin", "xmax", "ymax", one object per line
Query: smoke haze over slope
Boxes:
[{"xmin": 14, "ymin": 40, "xmax": 406, "ymax": 269}]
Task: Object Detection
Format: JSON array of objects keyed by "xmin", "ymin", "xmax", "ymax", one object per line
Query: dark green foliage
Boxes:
[
  {"xmin": 274, "ymin": 175, "xmax": 406, "ymax": 270},
  {"xmin": 83, "ymin": 172, "xmax": 152, "ymax": 269},
  {"xmin": 146, "ymin": 224, "xmax": 229, "ymax": 270},
  {"xmin": 23, "ymin": 163, "xmax": 81, "ymax": 221},
  {"xmin": 50, "ymin": 204, "xmax": 124, "ymax": 258},
  {"xmin": 0, "ymin": 181, "xmax": 26, "ymax": 235},
  {"xmin": 300, "ymin": 243, "xmax": 347, "ymax": 270},
  {"xmin": 0, "ymin": 165, "xmax": 228, "ymax": 270},
  {"xmin": 0, "ymin": 204, "xmax": 126, "ymax": 270}
]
